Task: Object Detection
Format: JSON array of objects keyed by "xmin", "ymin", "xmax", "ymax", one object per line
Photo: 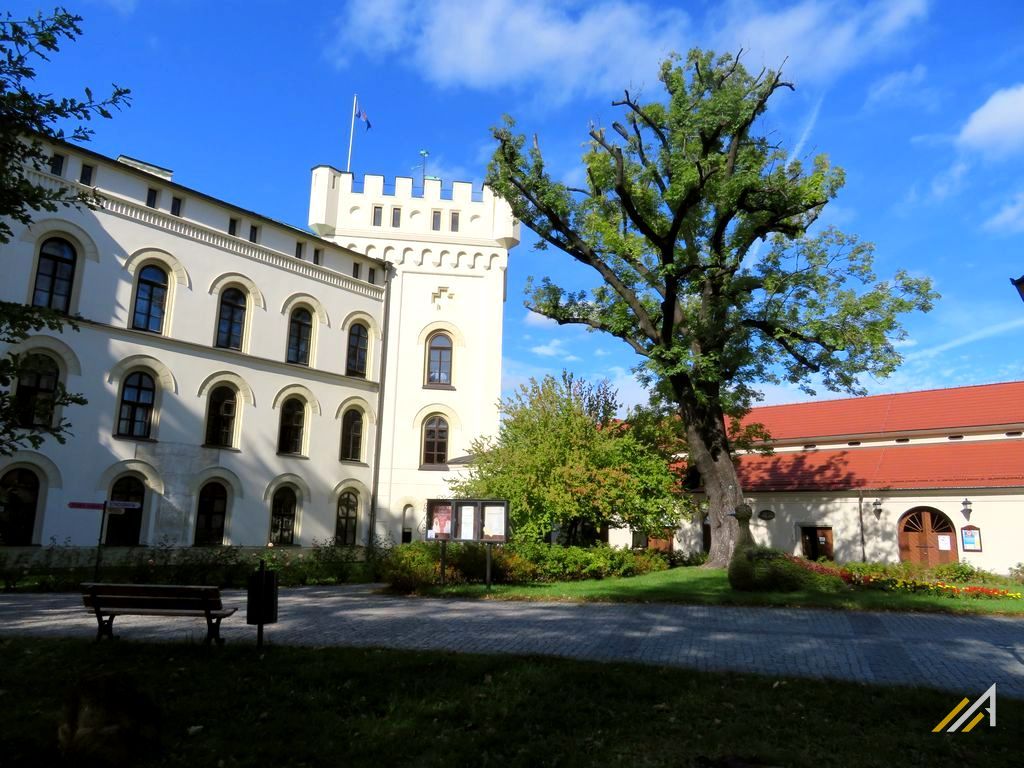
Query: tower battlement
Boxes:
[{"xmin": 308, "ymin": 166, "xmax": 519, "ymax": 249}]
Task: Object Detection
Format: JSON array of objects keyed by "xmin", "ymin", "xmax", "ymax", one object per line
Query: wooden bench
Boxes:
[{"xmin": 81, "ymin": 583, "xmax": 237, "ymax": 645}]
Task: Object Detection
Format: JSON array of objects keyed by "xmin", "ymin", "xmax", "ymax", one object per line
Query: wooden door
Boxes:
[
  {"xmin": 898, "ymin": 508, "xmax": 958, "ymax": 566},
  {"xmin": 800, "ymin": 527, "xmax": 833, "ymax": 560}
]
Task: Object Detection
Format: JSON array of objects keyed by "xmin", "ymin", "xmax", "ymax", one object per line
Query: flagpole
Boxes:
[{"xmin": 346, "ymin": 93, "xmax": 357, "ymax": 172}]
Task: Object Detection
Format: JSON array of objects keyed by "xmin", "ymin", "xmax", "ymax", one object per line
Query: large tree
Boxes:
[
  {"xmin": 450, "ymin": 373, "xmax": 683, "ymax": 545},
  {"xmin": 0, "ymin": 8, "xmax": 129, "ymax": 455},
  {"xmin": 487, "ymin": 50, "xmax": 935, "ymax": 567}
]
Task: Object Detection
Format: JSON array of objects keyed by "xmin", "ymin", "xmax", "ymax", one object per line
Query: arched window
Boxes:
[
  {"xmin": 32, "ymin": 237, "xmax": 77, "ymax": 313},
  {"xmin": 286, "ymin": 308, "xmax": 313, "ymax": 365},
  {"xmin": 346, "ymin": 323, "xmax": 368, "ymax": 377},
  {"xmin": 402, "ymin": 504, "xmax": 414, "ymax": 543},
  {"xmin": 270, "ymin": 487, "xmax": 296, "ymax": 545},
  {"xmin": 14, "ymin": 353, "xmax": 59, "ymax": 428},
  {"xmin": 426, "ymin": 332, "xmax": 453, "ymax": 385},
  {"xmin": 340, "ymin": 409, "xmax": 363, "ymax": 461},
  {"xmin": 0, "ymin": 468, "xmax": 40, "ymax": 545},
  {"xmin": 194, "ymin": 481, "xmax": 227, "ymax": 546},
  {"xmin": 117, "ymin": 371, "xmax": 156, "ymax": 438},
  {"xmin": 132, "ymin": 265, "xmax": 169, "ymax": 333},
  {"xmin": 215, "ymin": 287, "xmax": 247, "ymax": 350},
  {"xmin": 335, "ymin": 490, "xmax": 358, "ymax": 545},
  {"xmin": 204, "ymin": 386, "xmax": 237, "ymax": 447},
  {"xmin": 422, "ymin": 414, "xmax": 448, "ymax": 465},
  {"xmin": 278, "ymin": 398, "xmax": 305, "ymax": 455},
  {"xmin": 105, "ymin": 475, "xmax": 144, "ymax": 546}
]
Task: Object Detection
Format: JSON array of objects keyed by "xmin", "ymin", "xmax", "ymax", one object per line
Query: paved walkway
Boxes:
[{"xmin": 3, "ymin": 586, "xmax": 1022, "ymax": 699}]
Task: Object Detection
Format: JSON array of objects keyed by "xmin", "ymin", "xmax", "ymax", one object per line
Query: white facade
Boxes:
[{"xmin": 0, "ymin": 143, "xmax": 518, "ymax": 550}]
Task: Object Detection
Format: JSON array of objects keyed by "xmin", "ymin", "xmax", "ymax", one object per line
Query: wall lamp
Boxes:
[
  {"xmin": 961, "ymin": 498, "xmax": 973, "ymax": 519},
  {"xmin": 872, "ymin": 499, "xmax": 883, "ymax": 519}
]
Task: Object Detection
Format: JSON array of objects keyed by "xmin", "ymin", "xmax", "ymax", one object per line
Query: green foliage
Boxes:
[
  {"xmin": 930, "ymin": 560, "xmax": 979, "ymax": 584},
  {"xmin": 1, "ymin": 538, "xmax": 364, "ymax": 591},
  {"xmin": 0, "ymin": 8, "xmax": 130, "ymax": 455},
  {"xmin": 1011, "ymin": 562, "xmax": 1024, "ymax": 584},
  {"xmin": 730, "ymin": 547, "xmax": 847, "ymax": 594},
  {"xmin": 450, "ymin": 373, "xmax": 684, "ymax": 544},
  {"xmin": 381, "ymin": 541, "xmax": 669, "ymax": 593},
  {"xmin": 0, "ymin": 8, "xmax": 131, "ymax": 244},
  {"xmin": 487, "ymin": 49, "xmax": 937, "ymax": 563}
]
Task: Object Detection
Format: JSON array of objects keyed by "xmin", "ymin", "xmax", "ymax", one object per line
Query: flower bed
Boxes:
[{"xmin": 782, "ymin": 555, "xmax": 1023, "ymax": 600}]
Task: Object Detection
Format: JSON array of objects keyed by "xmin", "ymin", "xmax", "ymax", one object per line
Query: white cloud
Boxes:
[
  {"xmin": 864, "ymin": 63, "xmax": 933, "ymax": 109},
  {"xmin": 930, "ymin": 159, "xmax": 970, "ymax": 201},
  {"xmin": 906, "ymin": 317, "xmax": 1024, "ymax": 360},
  {"xmin": 711, "ymin": 0, "xmax": 928, "ymax": 85},
  {"xmin": 958, "ymin": 83, "xmax": 1024, "ymax": 158},
  {"xmin": 788, "ymin": 95, "xmax": 824, "ymax": 163},
  {"xmin": 329, "ymin": 0, "xmax": 690, "ymax": 102},
  {"xmin": 530, "ymin": 338, "xmax": 580, "ymax": 361},
  {"xmin": 984, "ymin": 193, "xmax": 1024, "ymax": 234},
  {"xmin": 594, "ymin": 348, "xmax": 610, "ymax": 357},
  {"xmin": 523, "ymin": 310, "xmax": 557, "ymax": 328}
]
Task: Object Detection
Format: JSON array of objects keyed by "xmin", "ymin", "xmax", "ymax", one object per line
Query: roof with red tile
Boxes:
[
  {"xmin": 737, "ymin": 439, "xmax": 1024, "ymax": 492},
  {"xmin": 741, "ymin": 381, "xmax": 1024, "ymax": 441}
]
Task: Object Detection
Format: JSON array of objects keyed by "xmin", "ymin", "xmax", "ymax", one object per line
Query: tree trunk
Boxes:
[{"xmin": 675, "ymin": 382, "xmax": 745, "ymax": 568}]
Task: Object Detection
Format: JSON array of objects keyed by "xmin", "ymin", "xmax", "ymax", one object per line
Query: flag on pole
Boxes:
[{"xmin": 356, "ymin": 103, "xmax": 372, "ymax": 131}]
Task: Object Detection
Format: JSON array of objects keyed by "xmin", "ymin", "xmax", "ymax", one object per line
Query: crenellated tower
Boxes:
[{"xmin": 309, "ymin": 167, "xmax": 520, "ymax": 541}]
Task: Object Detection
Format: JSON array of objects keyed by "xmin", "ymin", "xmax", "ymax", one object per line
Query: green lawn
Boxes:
[
  {"xmin": 2, "ymin": 637, "xmax": 1020, "ymax": 767},
  {"xmin": 428, "ymin": 567, "xmax": 1024, "ymax": 615}
]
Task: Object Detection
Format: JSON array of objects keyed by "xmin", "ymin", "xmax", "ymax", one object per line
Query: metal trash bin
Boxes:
[{"xmin": 247, "ymin": 560, "xmax": 278, "ymax": 645}]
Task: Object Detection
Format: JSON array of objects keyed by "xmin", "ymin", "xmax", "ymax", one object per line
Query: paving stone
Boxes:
[{"xmin": 1, "ymin": 586, "xmax": 1021, "ymax": 699}]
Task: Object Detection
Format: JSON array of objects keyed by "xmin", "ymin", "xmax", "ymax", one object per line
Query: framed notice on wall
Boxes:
[{"xmin": 961, "ymin": 525, "xmax": 982, "ymax": 552}]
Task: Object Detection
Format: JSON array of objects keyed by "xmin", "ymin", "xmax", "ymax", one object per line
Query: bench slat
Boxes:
[
  {"xmin": 86, "ymin": 607, "xmax": 237, "ymax": 618},
  {"xmin": 84, "ymin": 595, "xmax": 225, "ymax": 612},
  {"xmin": 81, "ymin": 583, "xmax": 220, "ymax": 599}
]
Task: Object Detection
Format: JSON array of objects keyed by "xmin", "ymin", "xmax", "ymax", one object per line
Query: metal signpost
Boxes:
[
  {"xmin": 68, "ymin": 499, "xmax": 141, "ymax": 579},
  {"xmin": 426, "ymin": 499, "xmax": 509, "ymax": 589}
]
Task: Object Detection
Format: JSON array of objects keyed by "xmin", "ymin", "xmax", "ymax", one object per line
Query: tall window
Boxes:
[
  {"xmin": 49, "ymin": 153, "xmax": 65, "ymax": 176},
  {"xmin": 340, "ymin": 409, "xmax": 362, "ymax": 461},
  {"xmin": 278, "ymin": 398, "xmax": 305, "ymax": 455},
  {"xmin": 0, "ymin": 468, "xmax": 40, "ymax": 546},
  {"xmin": 32, "ymin": 238, "xmax": 77, "ymax": 313},
  {"xmin": 426, "ymin": 333, "xmax": 453, "ymax": 385},
  {"xmin": 270, "ymin": 487, "xmax": 296, "ymax": 545},
  {"xmin": 132, "ymin": 265, "xmax": 169, "ymax": 333},
  {"xmin": 216, "ymin": 287, "xmax": 247, "ymax": 350},
  {"xmin": 346, "ymin": 323, "xmax": 368, "ymax": 378},
  {"xmin": 117, "ymin": 372, "xmax": 155, "ymax": 438},
  {"xmin": 195, "ymin": 481, "xmax": 227, "ymax": 546},
  {"xmin": 431, "ymin": 210, "xmax": 441, "ymax": 231},
  {"xmin": 422, "ymin": 415, "xmax": 448, "ymax": 465},
  {"xmin": 286, "ymin": 308, "xmax": 313, "ymax": 365},
  {"xmin": 335, "ymin": 491, "xmax": 358, "ymax": 545},
  {"xmin": 204, "ymin": 386, "xmax": 237, "ymax": 447},
  {"xmin": 105, "ymin": 476, "xmax": 144, "ymax": 546},
  {"xmin": 450, "ymin": 211, "xmax": 460, "ymax": 232},
  {"xmin": 14, "ymin": 354, "xmax": 59, "ymax": 428},
  {"xmin": 372, "ymin": 206, "xmax": 382, "ymax": 226}
]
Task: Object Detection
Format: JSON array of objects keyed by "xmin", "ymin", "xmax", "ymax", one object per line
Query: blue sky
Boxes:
[{"xmin": 14, "ymin": 0, "xmax": 1024, "ymax": 410}]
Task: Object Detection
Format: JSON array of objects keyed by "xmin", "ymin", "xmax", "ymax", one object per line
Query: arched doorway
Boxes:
[{"xmin": 897, "ymin": 508, "xmax": 958, "ymax": 566}]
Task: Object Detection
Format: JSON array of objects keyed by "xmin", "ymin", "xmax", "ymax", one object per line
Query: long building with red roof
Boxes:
[{"xmin": 615, "ymin": 382, "xmax": 1024, "ymax": 574}]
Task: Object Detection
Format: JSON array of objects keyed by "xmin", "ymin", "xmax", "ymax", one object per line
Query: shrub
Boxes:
[
  {"xmin": 931, "ymin": 561, "xmax": 979, "ymax": 584},
  {"xmin": 1011, "ymin": 562, "xmax": 1024, "ymax": 585}
]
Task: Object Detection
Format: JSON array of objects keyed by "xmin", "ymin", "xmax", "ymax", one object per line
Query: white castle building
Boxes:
[{"xmin": 0, "ymin": 141, "xmax": 518, "ymax": 549}]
